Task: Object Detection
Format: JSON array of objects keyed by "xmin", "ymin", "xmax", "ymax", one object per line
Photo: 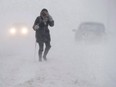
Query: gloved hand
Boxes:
[
  {"xmin": 41, "ymin": 11, "xmax": 53, "ymax": 25},
  {"xmin": 41, "ymin": 11, "xmax": 49, "ymax": 19},
  {"xmin": 48, "ymin": 15, "xmax": 53, "ymax": 22},
  {"xmin": 33, "ymin": 24, "xmax": 39, "ymax": 30}
]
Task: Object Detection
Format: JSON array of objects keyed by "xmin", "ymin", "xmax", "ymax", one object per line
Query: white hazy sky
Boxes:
[
  {"xmin": 0, "ymin": 0, "xmax": 109, "ymax": 29},
  {"xmin": 0, "ymin": 0, "xmax": 115, "ymax": 36}
]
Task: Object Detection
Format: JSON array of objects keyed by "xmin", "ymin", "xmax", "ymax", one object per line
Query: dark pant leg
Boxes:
[
  {"xmin": 38, "ymin": 41, "xmax": 44, "ymax": 61},
  {"xmin": 43, "ymin": 41, "xmax": 51, "ymax": 59}
]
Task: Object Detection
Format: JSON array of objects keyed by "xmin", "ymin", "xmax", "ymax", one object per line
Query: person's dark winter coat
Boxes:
[
  {"xmin": 33, "ymin": 12, "xmax": 54, "ymax": 42},
  {"xmin": 33, "ymin": 8, "xmax": 54, "ymax": 61}
]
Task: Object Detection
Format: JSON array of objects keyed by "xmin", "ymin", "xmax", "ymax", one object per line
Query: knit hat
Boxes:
[{"xmin": 41, "ymin": 8, "xmax": 48, "ymax": 12}]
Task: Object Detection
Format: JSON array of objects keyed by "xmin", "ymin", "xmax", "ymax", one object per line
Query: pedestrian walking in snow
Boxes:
[{"xmin": 33, "ymin": 8, "xmax": 54, "ymax": 61}]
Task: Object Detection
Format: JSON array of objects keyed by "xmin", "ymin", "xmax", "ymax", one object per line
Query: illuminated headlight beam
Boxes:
[
  {"xmin": 21, "ymin": 27, "xmax": 28, "ymax": 35},
  {"xmin": 9, "ymin": 27, "xmax": 16, "ymax": 35}
]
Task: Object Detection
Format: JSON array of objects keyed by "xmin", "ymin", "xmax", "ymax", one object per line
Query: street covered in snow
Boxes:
[{"xmin": 0, "ymin": 41, "xmax": 113, "ymax": 87}]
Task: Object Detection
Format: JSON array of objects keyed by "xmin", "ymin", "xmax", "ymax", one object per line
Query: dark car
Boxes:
[{"xmin": 73, "ymin": 22, "xmax": 105, "ymax": 42}]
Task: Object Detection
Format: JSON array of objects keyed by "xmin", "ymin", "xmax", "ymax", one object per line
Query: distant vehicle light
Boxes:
[
  {"xmin": 21, "ymin": 27, "xmax": 28, "ymax": 35},
  {"xmin": 8, "ymin": 23, "xmax": 29, "ymax": 37},
  {"xmin": 9, "ymin": 27, "xmax": 16, "ymax": 35}
]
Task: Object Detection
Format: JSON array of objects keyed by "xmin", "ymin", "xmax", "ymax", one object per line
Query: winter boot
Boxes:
[
  {"xmin": 43, "ymin": 46, "xmax": 51, "ymax": 61},
  {"xmin": 43, "ymin": 55, "xmax": 47, "ymax": 61},
  {"xmin": 39, "ymin": 51, "xmax": 42, "ymax": 62}
]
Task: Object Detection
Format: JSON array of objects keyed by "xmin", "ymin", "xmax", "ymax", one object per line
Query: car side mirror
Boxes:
[{"xmin": 72, "ymin": 29, "xmax": 76, "ymax": 32}]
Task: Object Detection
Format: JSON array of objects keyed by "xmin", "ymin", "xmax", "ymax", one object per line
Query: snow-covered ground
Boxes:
[{"xmin": 0, "ymin": 36, "xmax": 116, "ymax": 87}]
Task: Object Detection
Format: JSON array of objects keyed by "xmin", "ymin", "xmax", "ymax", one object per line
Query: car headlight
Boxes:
[
  {"xmin": 9, "ymin": 27, "xmax": 16, "ymax": 35},
  {"xmin": 21, "ymin": 27, "xmax": 28, "ymax": 35}
]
